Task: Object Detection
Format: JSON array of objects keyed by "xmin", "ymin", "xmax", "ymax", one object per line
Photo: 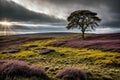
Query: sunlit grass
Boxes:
[{"xmin": 0, "ymin": 50, "xmax": 36, "ymax": 59}]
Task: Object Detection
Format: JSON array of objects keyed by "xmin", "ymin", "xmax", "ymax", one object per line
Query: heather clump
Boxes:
[
  {"xmin": 56, "ymin": 67, "xmax": 87, "ymax": 80},
  {"xmin": 0, "ymin": 60, "xmax": 49, "ymax": 80}
]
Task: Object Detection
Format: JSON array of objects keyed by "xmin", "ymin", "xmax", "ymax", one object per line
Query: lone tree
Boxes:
[{"xmin": 66, "ymin": 10, "xmax": 101, "ymax": 39}]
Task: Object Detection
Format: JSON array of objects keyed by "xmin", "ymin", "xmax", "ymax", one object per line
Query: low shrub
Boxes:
[
  {"xmin": 0, "ymin": 60, "xmax": 8, "ymax": 65},
  {"xmin": 40, "ymin": 48, "xmax": 55, "ymax": 55},
  {"xmin": 56, "ymin": 67, "xmax": 87, "ymax": 80},
  {"xmin": 0, "ymin": 60, "xmax": 30, "ymax": 80},
  {"xmin": 0, "ymin": 60, "xmax": 8, "ymax": 76},
  {"xmin": 1, "ymin": 49, "xmax": 20, "ymax": 54},
  {"xmin": 0, "ymin": 60, "xmax": 49, "ymax": 80},
  {"xmin": 30, "ymin": 66, "xmax": 49, "ymax": 80}
]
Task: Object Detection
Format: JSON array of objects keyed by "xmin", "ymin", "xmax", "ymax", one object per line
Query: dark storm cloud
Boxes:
[
  {"xmin": 0, "ymin": 0, "xmax": 64, "ymax": 23},
  {"xmin": 24, "ymin": 0, "xmax": 118, "ymax": 29},
  {"xmin": 42, "ymin": 0, "xmax": 120, "ymax": 28},
  {"xmin": 0, "ymin": 0, "xmax": 120, "ymax": 30},
  {"xmin": 102, "ymin": 21, "xmax": 120, "ymax": 28},
  {"xmin": 45, "ymin": 0, "xmax": 120, "ymax": 8}
]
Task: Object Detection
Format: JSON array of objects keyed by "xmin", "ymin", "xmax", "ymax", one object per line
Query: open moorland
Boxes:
[{"xmin": 0, "ymin": 33, "xmax": 120, "ymax": 80}]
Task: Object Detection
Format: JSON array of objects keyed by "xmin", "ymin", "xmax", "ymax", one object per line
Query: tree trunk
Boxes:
[
  {"xmin": 82, "ymin": 31, "xmax": 85, "ymax": 39},
  {"xmin": 81, "ymin": 26, "xmax": 85, "ymax": 40}
]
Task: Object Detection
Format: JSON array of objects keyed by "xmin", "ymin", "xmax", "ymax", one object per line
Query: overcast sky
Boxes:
[{"xmin": 0, "ymin": 0, "xmax": 120, "ymax": 34}]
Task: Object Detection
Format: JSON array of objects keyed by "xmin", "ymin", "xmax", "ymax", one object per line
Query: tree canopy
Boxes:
[{"xmin": 66, "ymin": 10, "xmax": 101, "ymax": 39}]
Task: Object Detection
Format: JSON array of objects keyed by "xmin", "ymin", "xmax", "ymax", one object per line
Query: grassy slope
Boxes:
[{"xmin": 0, "ymin": 33, "xmax": 120, "ymax": 80}]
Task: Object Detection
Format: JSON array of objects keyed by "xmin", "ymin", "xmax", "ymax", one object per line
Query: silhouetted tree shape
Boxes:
[{"xmin": 66, "ymin": 10, "xmax": 101, "ymax": 39}]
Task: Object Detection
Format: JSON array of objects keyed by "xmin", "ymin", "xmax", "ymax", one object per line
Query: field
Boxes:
[{"xmin": 0, "ymin": 33, "xmax": 120, "ymax": 80}]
